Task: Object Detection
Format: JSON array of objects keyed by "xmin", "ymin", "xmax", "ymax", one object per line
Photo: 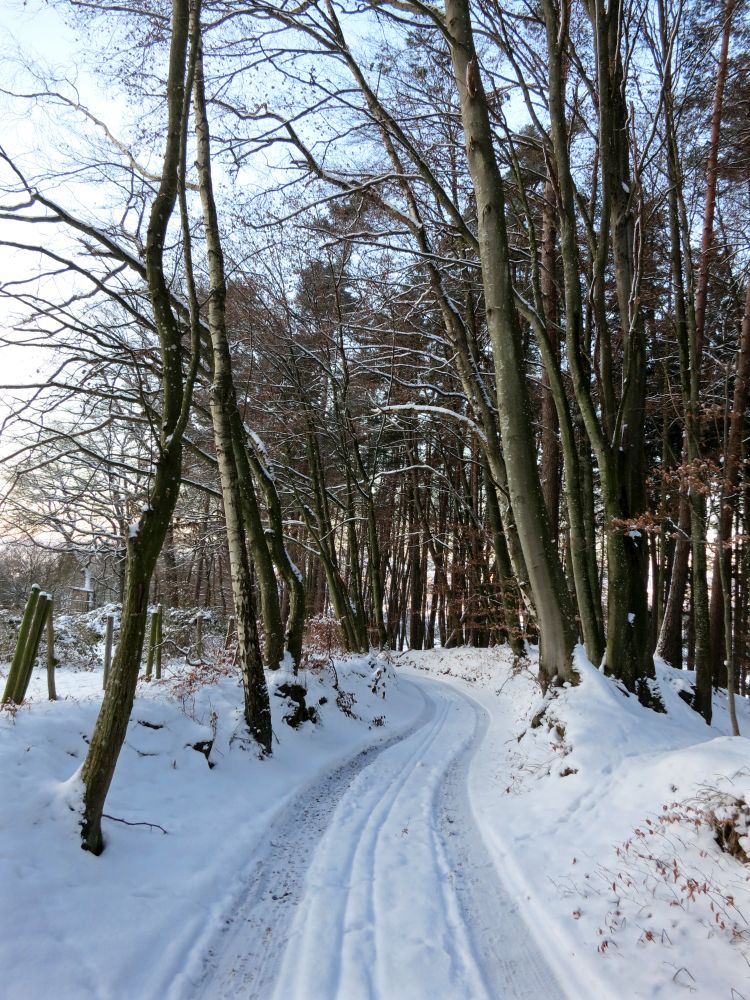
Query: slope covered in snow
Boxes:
[
  {"xmin": 409, "ymin": 647, "xmax": 750, "ymax": 999},
  {"xmin": 2, "ymin": 640, "xmax": 750, "ymax": 999},
  {"xmin": 0, "ymin": 652, "xmax": 423, "ymax": 999}
]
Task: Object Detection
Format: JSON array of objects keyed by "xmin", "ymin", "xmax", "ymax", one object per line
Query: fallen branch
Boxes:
[{"xmin": 102, "ymin": 813, "xmax": 168, "ymax": 835}]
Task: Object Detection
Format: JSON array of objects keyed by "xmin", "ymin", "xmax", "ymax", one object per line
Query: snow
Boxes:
[
  {"xmin": 265, "ymin": 657, "xmax": 297, "ymax": 690},
  {"xmin": 0, "ymin": 651, "xmax": 422, "ymax": 1000},
  {"xmin": 244, "ymin": 426, "xmax": 275, "ymax": 481},
  {"xmin": 287, "ymin": 552, "xmax": 304, "ymax": 583},
  {"xmin": 267, "ymin": 676, "xmax": 560, "ymax": 1000},
  {"xmin": 378, "ymin": 404, "xmax": 488, "ymax": 444},
  {"xmin": 2, "ymin": 639, "xmax": 750, "ymax": 999},
  {"xmin": 407, "ymin": 646, "xmax": 750, "ymax": 999}
]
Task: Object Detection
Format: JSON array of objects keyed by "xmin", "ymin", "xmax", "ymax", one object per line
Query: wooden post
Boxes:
[
  {"xmin": 224, "ymin": 615, "xmax": 235, "ymax": 651},
  {"xmin": 155, "ymin": 605, "xmax": 163, "ymax": 680},
  {"xmin": 47, "ymin": 597, "xmax": 57, "ymax": 701},
  {"xmin": 12, "ymin": 593, "xmax": 51, "ymax": 705},
  {"xmin": 2, "ymin": 585, "xmax": 41, "ymax": 704},
  {"xmin": 196, "ymin": 613, "xmax": 203, "ymax": 662},
  {"xmin": 103, "ymin": 614, "xmax": 114, "ymax": 690},
  {"xmin": 145, "ymin": 609, "xmax": 158, "ymax": 680}
]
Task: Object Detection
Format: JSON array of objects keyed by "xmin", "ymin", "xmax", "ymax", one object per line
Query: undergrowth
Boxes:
[
  {"xmin": 167, "ymin": 655, "xmax": 235, "ymax": 717},
  {"xmin": 561, "ymin": 790, "xmax": 750, "ymax": 966}
]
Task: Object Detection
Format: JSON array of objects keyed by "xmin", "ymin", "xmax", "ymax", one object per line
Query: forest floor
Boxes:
[{"xmin": 1, "ymin": 636, "xmax": 750, "ymax": 999}]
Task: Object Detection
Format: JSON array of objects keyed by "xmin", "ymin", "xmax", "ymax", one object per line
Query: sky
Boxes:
[
  {"xmin": 0, "ymin": 4, "xmax": 78, "ymax": 371},
  {"xmin": 0, "ymin": 2, "xmax": 115, "ymax": 458},
  {"xmin": 0, "ymin": 0, "xmax": 528, "ymax": 467}
]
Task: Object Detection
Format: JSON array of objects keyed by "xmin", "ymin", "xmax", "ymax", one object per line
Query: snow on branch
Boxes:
[{"xmin": 375, "ymin": 404, "xmax": 487, "ymax": 445}]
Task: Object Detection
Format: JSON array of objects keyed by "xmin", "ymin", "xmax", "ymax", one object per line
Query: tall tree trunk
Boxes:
[
  {"xmin": 445, "ymin": 0, "xmax": 577, "ymax": 686},
  {"xmin": 593, "ymin": 0, "xmax": 656, "ymax": 701},
  {"xmin": 303, "ymin": 426, "xmax": 363, "ymax": 651},
  {"xmin": 694, "ymin": 0, "xmax": 736, "ymax": 354},
  {"xmin": 244, "ymin": 433, "xmax": 306, "ymax": 668},
  {"xmin": 192, "ymin": 13, "xmax": 271, "ymax": 747},
  {"xmin": 540, "ymin": 161, "xmax": 561, "ymax": 544},
  {"xmin": 228, "ymin": 417, "xmax": 285, "ymax": 669},
  {"xmin": 710, "ymin": 274, "xmax": 750, "ymax": 685},
  {"xmin": 660, "ymin": 0, "xmax": 716, "ymax": 720},
  {"xmin": 408, "ymin": 486, "xmax": 425, "ymax": 649},
  {"xmin": 80, "ymin": 0, "xmax": 199, "ymax": 854}
]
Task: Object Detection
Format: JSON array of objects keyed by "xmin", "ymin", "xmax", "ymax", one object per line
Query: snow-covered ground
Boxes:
[
  {"xmin": 408, "ymin": 647, "xmax": 750, "ymax": 1000},
  {"xmin": 2, "ymin": 638, "xmax": 750, "ymax": 999}
]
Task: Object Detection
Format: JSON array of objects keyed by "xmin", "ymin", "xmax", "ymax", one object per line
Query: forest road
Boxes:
[{"xmin": 182, "ymin": 674, "xmax": 564, "ymax": 1000}]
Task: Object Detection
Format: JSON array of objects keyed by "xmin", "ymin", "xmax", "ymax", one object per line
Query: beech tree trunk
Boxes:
[
  {"xmin": 245, "ymin": 434, "xmax": 306, "ymax": 668},
  {"xmin": 192, "ymin": 10, "xmax": 272, "ymax": 748},
  {"xmin": 80, "ymin": 0, "xmax": 199, "ymax": 854},
  {"xmin": 710, "ymin": 274, "xmax": 750, "ymax": 686},
  {"xmin": 445, "ymin": 0, "xmax": 577, "ymax": 687}
]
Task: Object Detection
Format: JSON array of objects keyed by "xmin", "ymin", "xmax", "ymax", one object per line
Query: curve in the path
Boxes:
[
  {"xmin": 183, "ymin": 675, "xmax": 565, "ymax": 1000},
  {"xmin": 434, "ymin": 685, "xmax": 564, "ymax": 1000},
  {"xmin": 178, "ymin": 686, "xmax": 435, "ymax": 1000}
]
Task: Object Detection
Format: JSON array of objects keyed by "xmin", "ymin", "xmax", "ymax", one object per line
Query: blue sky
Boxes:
[{"xmin": 0, "ymin": 1, "xmax": 111, "ymax": 445}]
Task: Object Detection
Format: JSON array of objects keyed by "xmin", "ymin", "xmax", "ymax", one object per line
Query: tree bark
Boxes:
[
  {"xmin": 444, "ymin": 0, "xmax": 577, "ymax": 686},
  {"xmin": 710, "ymin": 274, "xmax": 750, "ymax": 685},
  {"xmin": 244, "ymin": 433, "xmax": 306, "ymax": 668},
  {"xmin": 80, "ymin": 0, "xmax": 199, "ymax": 854},
  {"xmin": 192, "ymin": 12, "xmax": 272, "ymax": 747}
]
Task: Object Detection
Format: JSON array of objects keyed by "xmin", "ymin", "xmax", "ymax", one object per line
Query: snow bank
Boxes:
[
  {"xmin": 0, "ymin": 650, "xmax": 422, "ymax": 1000},
  {"xmin": 407, "ymin": 646, "xmax": 750, "ymax": 999}
]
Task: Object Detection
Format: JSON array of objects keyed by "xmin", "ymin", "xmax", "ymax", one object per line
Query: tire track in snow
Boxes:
[
  {"xmin": 434, "ymin": 686, "xmax": 565, "ymax": 1000},
  {"xmin": 183, "ymin": 676, "xmax": 565, "ymax": 1000},
  {"xmin": 177, "ymin": 687, "xmax": 436, "ymax": 1000},
  {"xmin": 295, "ymin": 683, "xmax": 459, "ymax": 998}
]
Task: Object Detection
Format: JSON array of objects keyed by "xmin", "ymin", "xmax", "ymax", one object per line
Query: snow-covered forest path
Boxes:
[{"xmin": 182, "ymin": 675, "xmax": 563, "ymax": 1000}]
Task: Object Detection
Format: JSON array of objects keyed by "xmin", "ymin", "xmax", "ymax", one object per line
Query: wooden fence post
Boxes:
[
  {"xmin": 2, "ymin": 585, "xmax": 40, "ymax": 704},
  {"xmin": 224, "ymin": 615, "xmax": 235, "ymax": 652},
  {"xmin": 4, "ymin": 592, "xmax": 51, "ymax": 705},
  {"xmin": 196, "ymin": 613, "xmax": 204, "ymax": 662},
  {"xmin": 155, "ymin": 605, "xmax": 163, "ymax": 680},
  {"xmin": 47, "ymin": 596, "xmax": 57, "ymax": 701},
  {"xmin": 103, "ymin": 614, "xmax": 114, "ymax": 690},
  {"xmin": 145, "ymin": 609, "xmax": 159, "ymax": 680}
]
